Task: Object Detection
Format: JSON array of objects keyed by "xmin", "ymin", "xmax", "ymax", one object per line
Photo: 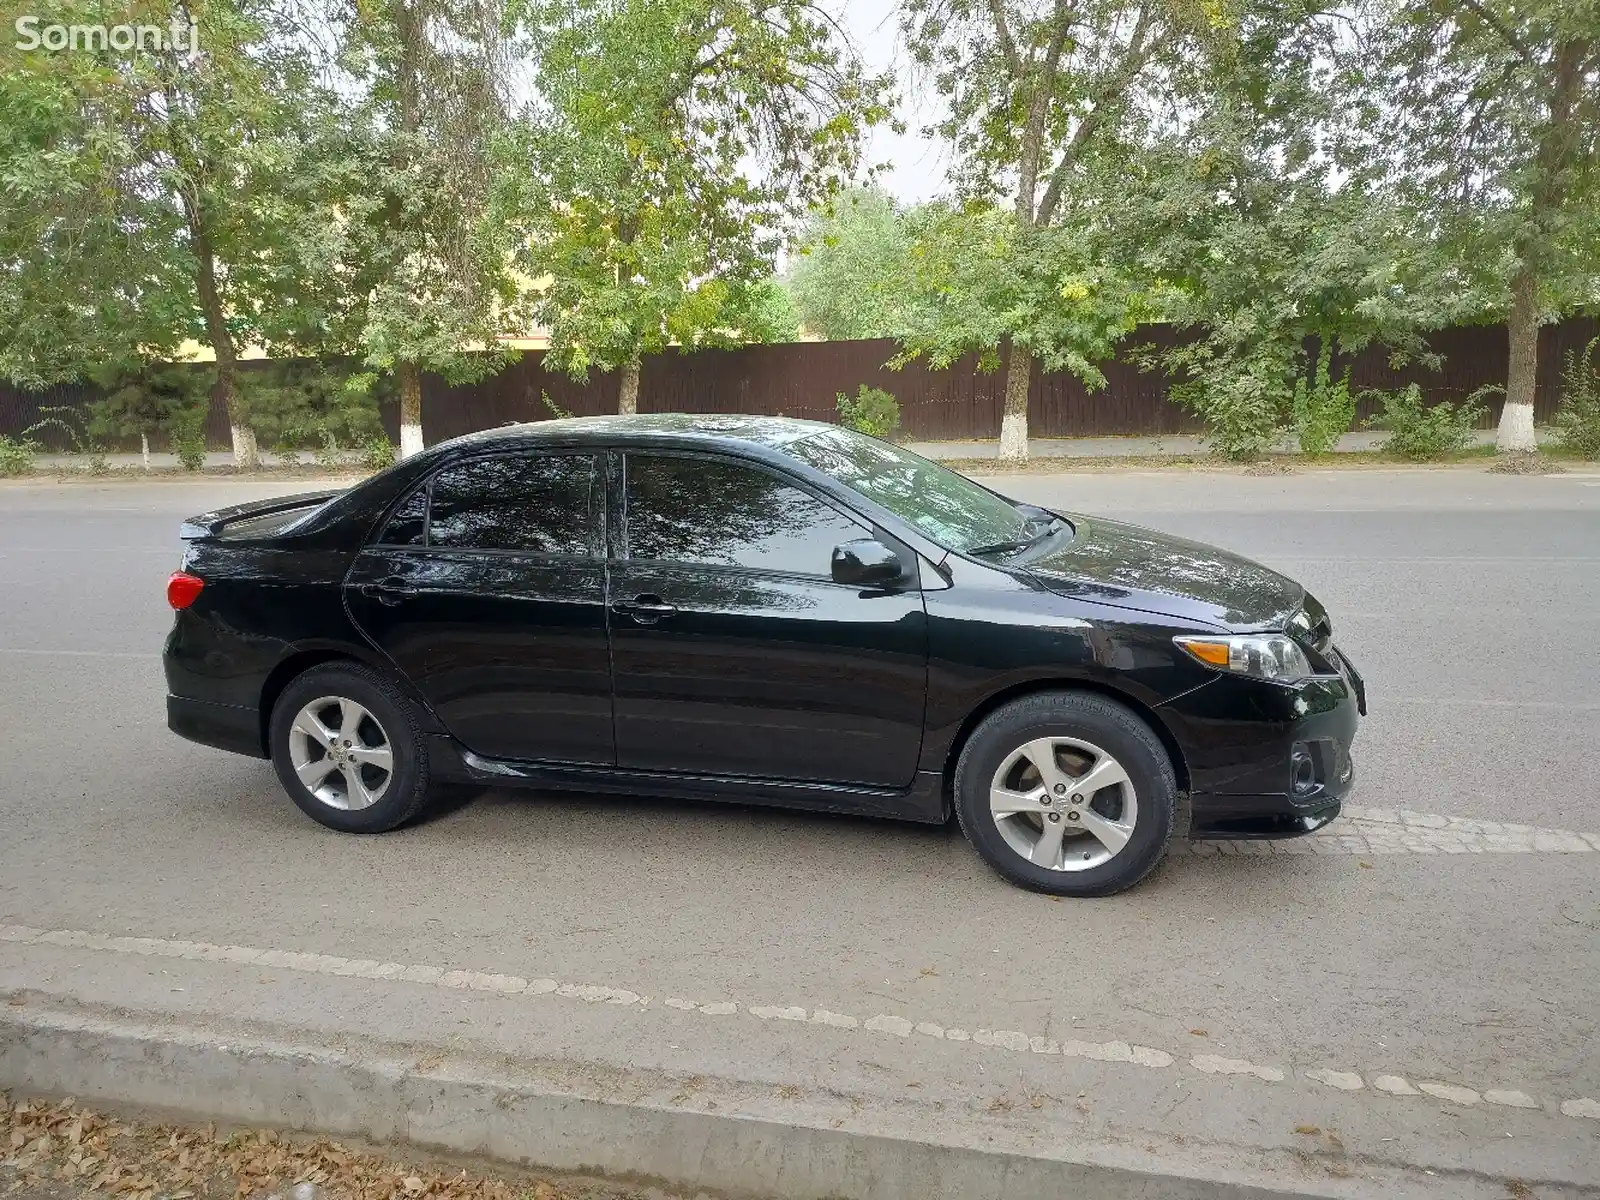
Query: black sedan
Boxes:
[{"xmin": 164, "ymin": 414, "xmax": 1365, "ymax": 896}]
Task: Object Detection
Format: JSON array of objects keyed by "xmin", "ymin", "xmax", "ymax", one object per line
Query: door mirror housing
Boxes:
[{"xmin": 832, "ymin": 538, "xmax": 905, "ymax": 588}]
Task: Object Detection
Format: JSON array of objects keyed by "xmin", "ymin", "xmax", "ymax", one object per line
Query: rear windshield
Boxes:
[{"xmin": 215, "ymin": 503, "xmax": 328, "ymax": 540}]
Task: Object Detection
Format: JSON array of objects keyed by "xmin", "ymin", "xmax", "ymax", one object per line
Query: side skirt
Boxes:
[{"xmin": 425, "ymin": 735, "xmax": 946, "ymax": 824}]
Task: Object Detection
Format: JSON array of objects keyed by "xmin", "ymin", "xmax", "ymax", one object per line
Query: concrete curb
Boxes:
[
  {"xmin": 0, "ymin": 1010, "xmax": 1304, "ymax": 1200},
  {"xmin": 4, "ymin": 1006, "xmax": 1583, "ymax": 1200}
]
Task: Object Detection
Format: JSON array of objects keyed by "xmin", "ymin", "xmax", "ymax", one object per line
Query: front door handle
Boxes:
[
  {"xmin": 611, "ymin": 593, "xmax": 678, "ymax": 624},
  {"xmin": 359, "ymin": 576, "xmax": 416, "ymax": 606}
]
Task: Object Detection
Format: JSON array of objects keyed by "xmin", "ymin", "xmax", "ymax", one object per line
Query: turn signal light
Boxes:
[
  {"xmin": 167, "ymin": 572, "xmax": 205, "ymax": 610},
  {"xmin": 1175, "ymin": 638, "xmax": 1231, "ymax": 666}
]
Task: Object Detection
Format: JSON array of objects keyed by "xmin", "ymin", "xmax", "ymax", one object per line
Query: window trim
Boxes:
[
  {"xmin": 618, "ymin": 448, "xmax": 892, "ymax": 584},
  {"xmin": 368, "ymin": 448, "xmax": 605, "ymax": 560}
]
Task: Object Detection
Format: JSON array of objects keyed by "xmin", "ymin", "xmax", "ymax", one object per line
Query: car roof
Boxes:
[{"xmin": 432, "ymin": 413, "xmax": 838, "ymax": 455}]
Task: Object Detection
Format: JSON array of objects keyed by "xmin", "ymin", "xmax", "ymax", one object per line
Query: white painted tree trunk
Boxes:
[
  {"xmin": 140, "ymin": 433, "xmax": 149, "ymax": 471},
  {"xmin": 230, "ymin": 424, "xmax": 258, "ymax": 469},
  {"xmin": 400, "ymin": 423, "xmax": 424, "ymax": 460},
  {"xmin": 1498, "ymin": 265, "xmax": 1540, "ymax": 453},
  {"xmin": 998, "ymin": 346, "xmax": 1031, "ymax": 462},
  {"xmin": 1496, "ymin": 401, "xmax": 1537, "ymax": 452},
  {"xmin": 998, "ymin": 410, "xmax": 1029, "ymax": 460},
  {"xmin": 398, "ymin": 362, "xmax": 424, "ymax": 460}
]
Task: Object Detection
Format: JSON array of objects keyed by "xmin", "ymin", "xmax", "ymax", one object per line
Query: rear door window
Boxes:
[
  {"xmin": 426, "ymin": 454, "xmax": 600, "ymax": 556},
  {"xmin": 376, "ymin": 486, "xmax": 428, "ymax": 546}
]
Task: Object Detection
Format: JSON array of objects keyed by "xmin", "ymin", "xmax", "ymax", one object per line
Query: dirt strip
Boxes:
[{"xmin": 1, "ymin": 1095, "xmax": 675, "ymax": 1200}]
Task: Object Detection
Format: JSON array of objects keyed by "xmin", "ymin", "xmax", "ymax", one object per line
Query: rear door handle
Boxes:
[
  {"xmin": 359, "ymin": 576, "xmax": 416, "ymax": 606},
  {"xmin": 611, "ymin": 593, "xmax": 678, "ymax": 624}
]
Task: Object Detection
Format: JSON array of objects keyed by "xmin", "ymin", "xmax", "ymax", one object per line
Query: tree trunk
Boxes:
[
  {"xmin": 998, "ymin": 345, "xmax": 1031, "ymax": 462},
  {"xmin": 391, "ymin": 2, "xmax": 428, "ymax": 459},
  {"xmin": 140, "ymin": 432, "xmax": 150, "ymax": 471},
  {"xmin": 1499, "ymin": 264, "xmax": 1539, "ymax": 452},
  {"xmin": 618, "ymin": 357, "xmax": 641, "ymax": 415},
  {"xmin": 204, "ymin": 312, "xmax": 253, "ymax": 468},
  {"xmin": 190, "ymin": 221, "xmax": 256, "ymax": 468},
  {"xmin": 161, "ymin": 80, "xmax": 256, "ymax": 470},
  {"xmin": 398, "ymin": 361, "xmax": 424, "ymax": 459},
  {"xmin": 1496, "ymin": 36, "xmax": 1588, "ymax": 454}
]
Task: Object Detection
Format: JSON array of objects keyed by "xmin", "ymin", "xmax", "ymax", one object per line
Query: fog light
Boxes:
[{"xmin": 1290, "ymin": 742, "xmax": 1318, "ymax": 797}]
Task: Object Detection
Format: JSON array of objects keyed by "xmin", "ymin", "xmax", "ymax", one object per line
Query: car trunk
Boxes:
[{"xmin": 179, "ymin": 491, "xmax": 342, "ymax": 542}]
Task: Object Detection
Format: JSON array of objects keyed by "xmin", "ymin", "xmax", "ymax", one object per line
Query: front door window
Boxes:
[{"xmin": 624, "ymin": 453, "xmax": 865, "ymax": 577}]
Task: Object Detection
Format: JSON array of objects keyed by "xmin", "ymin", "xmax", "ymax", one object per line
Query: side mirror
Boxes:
[{"xmin": 832, "ymin": 538, "xmax": 904, "ymax": 588}]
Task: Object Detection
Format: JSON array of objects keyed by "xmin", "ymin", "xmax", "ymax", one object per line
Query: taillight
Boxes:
[{"xmin": 167, "ymin": 572, "xmax": 205, "ymax": 609}]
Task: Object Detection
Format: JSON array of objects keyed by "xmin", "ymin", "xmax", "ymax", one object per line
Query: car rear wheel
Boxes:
[
  {"xmin": 269, "ymin": 663, "xmax": 434, "ymax": 833},
  {"xmin": 953, "ymin": 691, "xmax": 1176, "ymax": 896}
]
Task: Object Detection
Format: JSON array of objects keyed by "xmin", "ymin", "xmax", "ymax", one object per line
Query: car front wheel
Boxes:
[
  {"xmin": 953, "ymin": 691, "xmax": 1177, "ymax": 896},
  {"xmin": 268, "ymin": 662, "xmax": 435, "ymax": 833}
]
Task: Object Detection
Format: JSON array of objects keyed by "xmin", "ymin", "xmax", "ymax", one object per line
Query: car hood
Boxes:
[{"xmin": 1024, "ymin": 514, "xmax": 1305, "ymax": 631}]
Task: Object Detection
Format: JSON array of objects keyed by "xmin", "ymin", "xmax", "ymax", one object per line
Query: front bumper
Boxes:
[{"xmin": 1158, "ymin": 650, "xmax": 1363, "ymax": 840}]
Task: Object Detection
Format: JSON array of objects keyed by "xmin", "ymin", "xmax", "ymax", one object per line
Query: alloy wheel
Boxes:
[
  {"xmin": 287, "ymin": 695, "xmax": 394, "ymax": 811},
  {"xmin": 988, "ymin": 736, "xmax": 1138, "ymax": 872}
]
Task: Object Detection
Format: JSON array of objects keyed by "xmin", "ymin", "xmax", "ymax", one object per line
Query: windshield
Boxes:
[{"xmin": 781, "ymin": 427, "xmax": 1030, "ymax": 553}]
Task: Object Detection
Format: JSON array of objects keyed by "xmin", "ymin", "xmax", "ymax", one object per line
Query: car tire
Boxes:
[
  {"xmin": 953, "ymin": 691, "xmax": 1176, "ymax": 896},
  {"xmin": 269, "ymin": 662, "xmax": 434, "ymax": 834}
]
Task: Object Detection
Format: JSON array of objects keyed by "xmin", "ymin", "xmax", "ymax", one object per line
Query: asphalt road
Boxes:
[{"xmin": 2, "ymin": 466, "xmax": 1598, "ymax": 1192}]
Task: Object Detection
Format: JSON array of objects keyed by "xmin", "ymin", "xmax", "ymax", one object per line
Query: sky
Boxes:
[{"xmin": 837, "ymin": 0, "xmax": 950, "ymax": 203}]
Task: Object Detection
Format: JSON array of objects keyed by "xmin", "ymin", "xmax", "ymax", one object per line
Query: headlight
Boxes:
[{"xmin": 1174, "ymin": 634, "xmax": 1314, "ymax": 681}]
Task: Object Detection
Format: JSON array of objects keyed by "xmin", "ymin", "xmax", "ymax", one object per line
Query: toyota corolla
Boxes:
[{"xmin": 164, "ymin": 414, "xmax": 1365, "ymax": 895}]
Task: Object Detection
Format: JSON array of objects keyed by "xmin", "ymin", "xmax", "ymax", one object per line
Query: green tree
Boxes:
[
  {"xmin": 0, "ymin": 33, "xmax": 190, "ymax": 388},
  {"xmin": 1095, "ymin": 0, "xmax": 1482, "ymax": 458},
  {"xmin": 325, "ymin": 0, "xmax": 525, "ymax": 458},
  {"xmin": 787, "ymin": 187, "xmax": 912, "ymax": 339},
  {"xmin": 899, "ymin": 0, "xmax": 1210, "ymax": 459},
  {"xmin": 742, "ymin": 278, "xmax": 803, "ymax": 343},
  {"xmin": 1360, "ymin": 0, "xmax": 1600, "ymax": 452},
  {"xmin": 0, "ymin": 0, "xmax": 329, "ymax": 466},
  {"xmin": 891, "ymin": 202, "xmax": 1147, "ymax": 400},
  {"xmin": 87, "ymin": 363, "xmax": 212, "ymax": 464},
  {"xmin": 514, "ymin": 0, "xmax": 891, "ymax": 413}
]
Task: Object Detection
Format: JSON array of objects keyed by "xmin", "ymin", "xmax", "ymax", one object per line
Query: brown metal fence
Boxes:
[{"xmin": 4, "ymin": 317, "xmax": 1595, "ymax": 451}]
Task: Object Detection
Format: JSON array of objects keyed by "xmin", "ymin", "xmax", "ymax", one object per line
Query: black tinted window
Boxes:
[
  {"xmin": 782, "ymin": 427, "xmax": 1026, "ymax": 553},
  {"xmin": 625, "ymin": 454, "xmax": 864, "ymax": 576},
  {"xmin": 428, "ymin": 455, "xmax": 597, "ymax": 554},
  {"xmin": 378, "ymin": 486, "xmax": 428, "ymax": 546}
]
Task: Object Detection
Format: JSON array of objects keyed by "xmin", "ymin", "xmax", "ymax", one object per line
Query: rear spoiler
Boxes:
[{"xmin": 178, "ymin": 490, "xmax": 341, "ymax": 540}]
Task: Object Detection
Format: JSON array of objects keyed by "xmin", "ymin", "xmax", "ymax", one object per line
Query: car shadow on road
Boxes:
[{"xmin": 171, "ymin": 761, "xmax": 1330, "ymax": 906}]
